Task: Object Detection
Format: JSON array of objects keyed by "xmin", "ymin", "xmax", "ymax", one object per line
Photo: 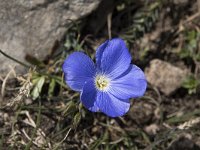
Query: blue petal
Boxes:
[
  {"xmin": 109, "ymin": 65, "xmax": 147, "ymax": 99},
  {"xmin": 96, "ymin": 92, "xmax": 130, "ymax": 117},
  {"xmin": 62, "ymin": 52, "xmax": 95, "ymax": 91},
  {"xmin": 96, "ymin": 40, "xmax": 109, "ymax": 69},
  {"xmin": 80, "ymin": 79, "xmax": 99, "ymax": 112},
  {"xmin": 95, "ymin": 38, "xmax": 131, "ymax": 78}
]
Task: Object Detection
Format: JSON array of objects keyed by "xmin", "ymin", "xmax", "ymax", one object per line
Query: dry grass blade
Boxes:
[
  {"xmin": 1, "ymin": 66, "xmax": 16, "ymax": 100},
  {"xmin": 53, "ymin": 128, "xmax": 72, "ymax": 150},
  {"xmin": 4, "ymin": 72, "xmax": 32, "ymax": 108},
  {"xmin": 178, "ymin": 117, "xmax": 200, "ymax": 130}
]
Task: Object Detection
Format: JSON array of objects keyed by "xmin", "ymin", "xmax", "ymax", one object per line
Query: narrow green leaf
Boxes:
[
  {"xmin": 89, "ymin": 131, "xmax": 108, "ymax": 150},
  {"xmin": 31, "ymin": 76, "xmax": 45, "ymax": 100},
  {"xmin": 166, "ymin": 109, "xmax": 200, "ymax": 124},
  {"xmin": 72, "ymin": 112, "xmax": 81, "ymax": 129},
  {"xmin": 48, "ymin": 79, "xmax": 56, "ymax": 97},
  {"xmin": 62, "ymin": 101, "xmax": 77, "ymax": 116}
]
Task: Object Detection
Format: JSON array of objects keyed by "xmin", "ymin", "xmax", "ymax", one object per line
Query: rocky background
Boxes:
[{"xmin": 0, "ymin": 0, "xmax": 101, "ymax": 74}]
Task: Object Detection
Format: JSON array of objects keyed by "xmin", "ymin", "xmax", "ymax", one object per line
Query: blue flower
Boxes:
[{"xmin": 62, "ymin": 38, "xmax": 147, "ymax": 117}]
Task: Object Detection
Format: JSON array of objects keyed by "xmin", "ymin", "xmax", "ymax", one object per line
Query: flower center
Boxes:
[{"xmin": 95, "ymin": 75, "xmax": 110, "ymax": 91}]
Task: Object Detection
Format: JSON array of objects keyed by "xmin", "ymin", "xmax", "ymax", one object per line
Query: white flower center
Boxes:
[{"xmin": 95, "ymin": 75, "xmax": 110, "ymax": 91}]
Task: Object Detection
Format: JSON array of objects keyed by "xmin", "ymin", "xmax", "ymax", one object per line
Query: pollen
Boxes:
[{"xmin": 95, "ymin": 75, "xmax": 110, "ymax": 91}]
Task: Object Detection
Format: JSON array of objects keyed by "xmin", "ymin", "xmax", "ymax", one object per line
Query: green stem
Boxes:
[{"xmin": 0, "ymin": 49, "xmax": 31, "ymax": 68}]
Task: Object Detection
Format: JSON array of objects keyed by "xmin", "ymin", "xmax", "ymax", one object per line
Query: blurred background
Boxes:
[{"xmin": 0, "ymin": 0, "xmax": 200, "ymax": 149}]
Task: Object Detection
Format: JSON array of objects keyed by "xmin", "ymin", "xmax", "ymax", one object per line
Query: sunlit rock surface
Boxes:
[
  {"xmin": 145, "ymin": 59, "xmax": 189, "ymax": 95},
  {"xmin": 0, "ymin": 0, "xmax": 101, "ymax": 75}
]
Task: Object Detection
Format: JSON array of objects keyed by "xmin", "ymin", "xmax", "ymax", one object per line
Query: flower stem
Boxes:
[{"xmin": 0, "ymin": 49, "xmax": 31, "ymax": 68}]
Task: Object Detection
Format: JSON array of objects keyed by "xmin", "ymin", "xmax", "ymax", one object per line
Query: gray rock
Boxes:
[
  {"xmin": 145, "ymin": 59, "xmax": 189, "ymax": 95},
  {"xmin": 0, "ymin": 0, "xmax": 101, "ymax": 75}
]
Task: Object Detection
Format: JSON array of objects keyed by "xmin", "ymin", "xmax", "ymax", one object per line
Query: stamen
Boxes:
[{"xmin": 95, "ymin": 75, "xmax": 110, "ymax": 91}]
